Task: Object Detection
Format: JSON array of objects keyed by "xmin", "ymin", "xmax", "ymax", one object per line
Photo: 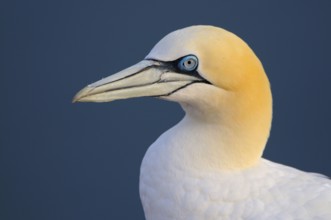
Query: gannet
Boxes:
[{"xmin": 73, "ymin": 25, "xmax": 331, "ymax": 219}]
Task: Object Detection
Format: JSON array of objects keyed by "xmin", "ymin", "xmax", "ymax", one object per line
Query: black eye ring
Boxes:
[{"xmin": 178, "ymin": 55, "xmax": 199, "ymax": 72}]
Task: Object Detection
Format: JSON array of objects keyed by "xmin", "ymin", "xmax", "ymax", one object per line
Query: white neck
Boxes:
[{"xmin": 165, "ymin": 77, "xmax": 272, "ymax": 171}]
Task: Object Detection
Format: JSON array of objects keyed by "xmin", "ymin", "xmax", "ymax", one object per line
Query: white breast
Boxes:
[{"xmin": 139, "ymin": 121, "xmax": 331, "ymax": 220}]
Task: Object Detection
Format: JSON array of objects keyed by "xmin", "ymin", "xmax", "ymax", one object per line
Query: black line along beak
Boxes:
[{"xmin": 73, "ymin": 59, "xmax": 210, "ymax": 103}]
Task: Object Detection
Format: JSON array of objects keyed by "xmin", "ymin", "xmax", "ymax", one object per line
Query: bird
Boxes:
[{"xmin": 73, "ymin": 25, "xmax": 331, "ymax": 219}]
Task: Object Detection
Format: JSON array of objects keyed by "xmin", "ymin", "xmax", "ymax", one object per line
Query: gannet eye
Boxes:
[{"xmin": 178, "ymin": 55, "xmax": 198, "ymax": 72}]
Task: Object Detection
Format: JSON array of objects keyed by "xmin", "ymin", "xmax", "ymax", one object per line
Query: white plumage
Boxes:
[
  {"xmin": 74, "ymin": 25, "xmax": 331, "ymax": 219},
  {"xmin": 140, "ymin": 119, "xmax": 331, "ymax": 219}
]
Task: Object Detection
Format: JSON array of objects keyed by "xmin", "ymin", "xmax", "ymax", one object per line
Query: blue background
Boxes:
[{"xmin": 1, "ymin": 0, "xmax": 331, "ymax": 219}]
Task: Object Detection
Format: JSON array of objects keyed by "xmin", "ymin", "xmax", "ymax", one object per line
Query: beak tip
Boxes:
[
  {"xmin": 72, "ymin": 86, "xmax": 94, "ymax": 103},
  {"xmin": 72, "ymin": 93, "xmax": 83, "ymax": 103}
]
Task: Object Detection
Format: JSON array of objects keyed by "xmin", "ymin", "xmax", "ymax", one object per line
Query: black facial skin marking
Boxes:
[
  {"xmin": 145, "ymin": 55, "xmax": 211, "ymax": 97},
  {"xmin": 146, "ymin": 55, "xmax": 211, "ymax": 84}
]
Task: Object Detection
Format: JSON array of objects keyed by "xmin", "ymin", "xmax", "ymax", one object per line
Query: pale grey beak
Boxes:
[{"xmin": 73, "ymin": 60, "xmax": 206, "ymax": 103}]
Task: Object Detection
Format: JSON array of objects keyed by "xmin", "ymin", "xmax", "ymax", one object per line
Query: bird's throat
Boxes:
[{"xmin": 174, "ymin": 85, "xmax": 272, "ymax": 171}]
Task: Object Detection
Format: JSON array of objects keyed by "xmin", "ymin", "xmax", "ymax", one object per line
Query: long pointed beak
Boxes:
[{"xmin": 73, "ymin": 60, "xmax": 205, "ymax": 103}]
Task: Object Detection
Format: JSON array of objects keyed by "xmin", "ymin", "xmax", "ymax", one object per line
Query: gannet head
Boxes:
[{"xmin": 74, "ymin": 26, "xmax": 272, "ymax": 168}]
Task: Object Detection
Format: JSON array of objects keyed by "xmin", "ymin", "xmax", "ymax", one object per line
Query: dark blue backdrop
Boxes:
[{"xmin": 1, "ymin": 1, "xmax": 330, "ymax": 219}]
